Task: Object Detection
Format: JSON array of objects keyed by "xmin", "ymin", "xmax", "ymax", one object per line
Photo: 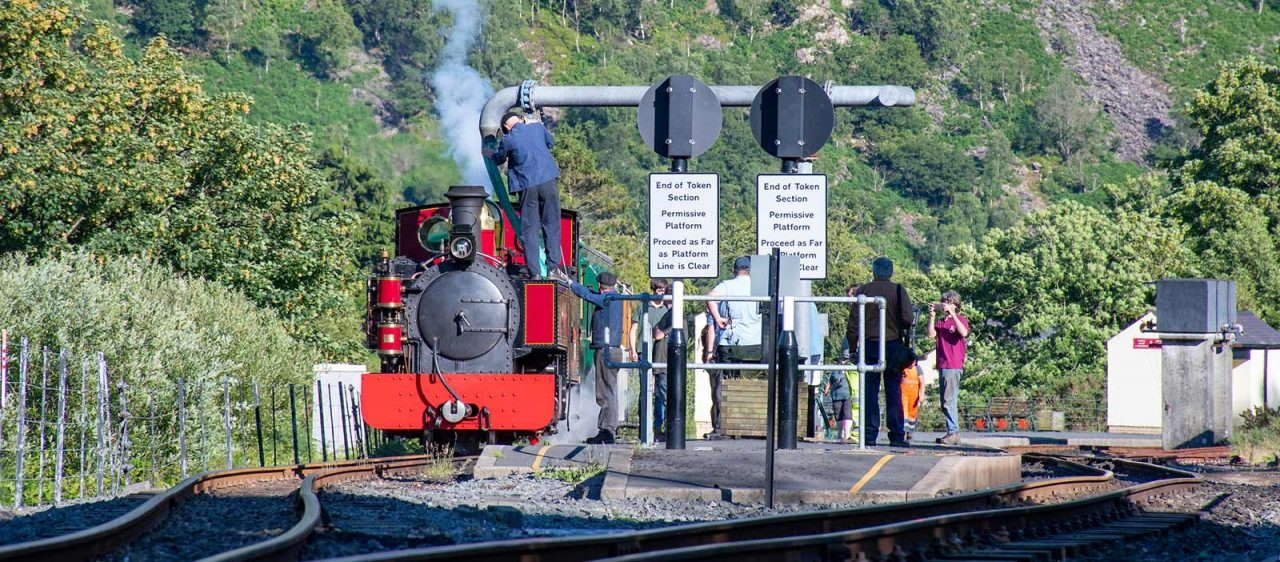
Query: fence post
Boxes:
[
  {"xmin": 338, "ymin": 384, "xmax": 350, "ymax": 460},
  {"xmin": 303, "ymin": 386, "xmax": 313, "ymax": 462},
  {"xmin": 223, "ymin": 378, "xmax": 232, "ymax": 470},
  {"xmin": 95, "ymin": 353, "xmax": 107, "ymax": 496},
  {"xmin": 55, "ymin": 350, "xmax": 67, "ymax": 506},
  {"xmin": 177, "ymin": 378, "xmax": 187, "ymax": 478},
  {"xmin": 146, "ymin": 397, "xmax": 156, "ymax": 484},
  {"xmin": 15, "ymin": 338, "xmax": 29, "ymax": 508},
  {"xmin": 37, "ymin": 347, "xmax": 49, "ymax": 505},
  {"xmin": 347, "ymin": 385, "xmax": 364, "ymax": 459},
  {"xmin": 116, "ymin": 358, "xmax": 129, "ymax": 492},
  {"xmin": 288, "ymin": 384, "xmax": 299, "ymax": 465},
  {"xmin": 253, "ymin": 382, "xmax": 264, "ymax": 467},
  {"xmin": 78, "ymin": 359, "xmax": 88, "ymax": 499},
  {"xmin": 316, "ymin": 380, "xmax": 328, "ymax": 462},
  {"xmin": 1, "ymin": 329, "xmax": 8, "ymax": 425},
  {"xmin": 270, "ymin": 386, "xmax": 278, "ymax": 466}
]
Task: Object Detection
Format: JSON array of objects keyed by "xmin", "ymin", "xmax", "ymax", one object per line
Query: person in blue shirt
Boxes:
[
  {"xmin": 487, "ymin": 111, "xmax": 563, "ymax": 277},
  {"xmin": 569, "ymin": 271, "xmax": 626, "ymax": 444}
]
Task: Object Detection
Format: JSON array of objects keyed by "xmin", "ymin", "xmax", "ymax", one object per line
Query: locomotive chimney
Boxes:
[
  {"xmin": 445, "ymin": 185, "xmax": 486, "ymax": 236},
  {"xmin": 445, "ymin": 185, "xmax": 488, "ymax": 261}
]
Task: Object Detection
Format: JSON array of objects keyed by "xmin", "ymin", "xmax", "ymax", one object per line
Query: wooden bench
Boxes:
[{"xmin": 721, "ymin": 377, "xmax": 811, "ymax": 438}]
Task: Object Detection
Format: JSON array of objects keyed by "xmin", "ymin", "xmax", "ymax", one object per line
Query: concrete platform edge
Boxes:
[
  {"xmin": 601, "ymin": 447, "xmax": 633, "ymax": 500},
  {"xmin": 907, "ymin": 454, "xmax": 1021, "ymax": 499}
]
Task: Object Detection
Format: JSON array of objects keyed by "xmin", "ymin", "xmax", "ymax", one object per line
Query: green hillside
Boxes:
[{"xmin": 8, "ymin": 0, "xmax": 1280, "ymax": 401}]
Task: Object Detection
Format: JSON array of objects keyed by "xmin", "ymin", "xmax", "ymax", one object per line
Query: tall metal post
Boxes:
[
  {"xmin": 316, "ymin": 380, "xmax": 328, "ymax": 462},
  {"xmin": 670, "ymin": 158, "xmax": 689, "ymax": 173},
  {"xmin": 778, "ymin": 297, "xmax": 799, "ymax": 449},
  {"xmin": 288, "ymin": 384, "xmax": 300, "ymax": 465},
  {"xmin": 303, "ymin": 388, "xmax": 313, "ymax": 462},
  {"xmin": 665, "ymin": 281, "xmax": 687, "ymax": 449},
  {"xmin": 253, "ymin": 382, "xmax": 265, "ymax": 467},
  {"xmin": 764, "ymin": 248, "xmax": 781, "ymax": 508}
]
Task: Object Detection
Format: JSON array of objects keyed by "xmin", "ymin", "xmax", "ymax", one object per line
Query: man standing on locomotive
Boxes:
[
  {"xmin": 486, "ymin": 111, "xmax": 563, "ymax": 278},
  {"xmin": 570, "ymin": 271, "xmax": 626, "ymax": 445}
]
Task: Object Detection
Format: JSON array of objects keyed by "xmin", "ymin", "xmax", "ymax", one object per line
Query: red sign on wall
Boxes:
[{"xmin": 1133, "ymin": 338, "xmax": 1163, "ymax": 349}]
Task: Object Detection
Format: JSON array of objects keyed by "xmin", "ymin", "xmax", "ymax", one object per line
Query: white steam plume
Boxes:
[
  {"xmin": 550, "ymin": 372, "xmax": 602, "ymax": 444},
  {"xmin": 430, "ymin": 0, "xmax": 494, "ymax": 191}
]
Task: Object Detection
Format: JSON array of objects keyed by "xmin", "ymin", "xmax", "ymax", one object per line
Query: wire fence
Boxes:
[{"xmin": 0, "ymin": 331, "xmax": 385, "ymax": 510}]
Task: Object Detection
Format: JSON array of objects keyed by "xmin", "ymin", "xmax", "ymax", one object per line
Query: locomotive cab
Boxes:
[{"xmin": 361, "ymin": 185, "xmax": 589, "ymax": 446}]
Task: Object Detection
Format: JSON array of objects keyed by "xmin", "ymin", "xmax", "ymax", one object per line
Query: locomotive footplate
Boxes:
[{"xmin": 362, "ymin": 372, "xmax": 556, "ymax": 432}]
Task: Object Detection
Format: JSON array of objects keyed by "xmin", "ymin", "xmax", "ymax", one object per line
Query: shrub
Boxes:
[{"xmin": 0, "ymin": 251, "xmax": 317, "ymax": 488}]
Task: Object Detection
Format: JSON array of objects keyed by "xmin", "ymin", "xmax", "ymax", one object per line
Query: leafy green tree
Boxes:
[
  {"xmin": 132, "ymin": 0, "xmax": 202, "ymax": 44},
  {"xmin": 873, "ymin": 134, "xmax": 978, "ymax": 206},
  {"xmin": 1179, "ymin": 57, "xmax": 1280, "ymax": 195},
  {"xmin": 1162, "ymin": 181, "xmax": 1280, "ymax": 323},
  {"xmin": 935, "ymin": 201, "xmax": 1197, "ymax": 399},
  {"xmin": 0, "ymin": 0, "xmax": 359, "ymax": 357},
  {"xmin": 1027, "ymin": 72, "xmax": 1110, "ymax": 162}
]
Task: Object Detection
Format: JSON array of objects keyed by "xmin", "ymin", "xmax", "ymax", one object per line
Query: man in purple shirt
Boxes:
[{"xmin": 927, "ymin": 290, "xmax": 970, "ymax": 445}]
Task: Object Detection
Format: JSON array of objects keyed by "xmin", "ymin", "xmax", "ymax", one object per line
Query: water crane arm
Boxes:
[{"xmin": 478, "ymin": 83, "xmax": 916, "ymax": 138}]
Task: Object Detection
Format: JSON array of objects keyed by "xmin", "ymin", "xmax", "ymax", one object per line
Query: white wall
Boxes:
[
  {"xmin": 1106, "ymin": 313, "xmax": 1163, "ymax": 432},
  {"xmin": 1106, "ymin": 313, "xmax": 1278, "ymax": 432},
  {"xmin": 1233, "ymin": 349, "xmax": 1280, "ymax": 417}
]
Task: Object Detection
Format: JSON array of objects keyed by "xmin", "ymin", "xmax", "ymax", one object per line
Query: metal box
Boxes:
[{"xmin": 1156, "ymin": 279, "xmax": 1237, "ymax": 334}]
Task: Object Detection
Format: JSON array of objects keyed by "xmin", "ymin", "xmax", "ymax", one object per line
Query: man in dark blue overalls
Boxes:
[{"xmin": 487, "ymin": 111, "xmax": 563, "ymax": 277}]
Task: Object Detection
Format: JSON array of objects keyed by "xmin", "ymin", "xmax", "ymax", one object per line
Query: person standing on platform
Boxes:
[
  {"xmin": 705, "ymin": 256, "xmax": 763, "ymax": 439},
  {"xmin": 847, "ymin": 257, "xmax": 914, "ymax": 447},
  {"xmin": 632, "ymin": 278, "xmax": 670, "ymax": 440},
  {"xmin": 928, "ymin": 290, "xmax": 970, "ymax": 446},
  {"xmin": 569, "ymin": 271, "xmax": 625, "ymax": 444},
  {"xmin": 486, "ymin": 111, "xmax": 562, "ymax": 278}
]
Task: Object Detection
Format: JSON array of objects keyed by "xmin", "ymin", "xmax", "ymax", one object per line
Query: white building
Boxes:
[{"xmin": 1106, "ymin": 311, "xmax": 1280, "ymax": 434}]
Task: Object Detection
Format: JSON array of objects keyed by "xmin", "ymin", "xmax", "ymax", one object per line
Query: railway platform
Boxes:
[
  {"xmin": 474, "ymin": 439, "xmax": 1021, "ymax": 504},
  {"xmin": 912, "ymin": 430, "xmax": 1162, "ymax": 448}
]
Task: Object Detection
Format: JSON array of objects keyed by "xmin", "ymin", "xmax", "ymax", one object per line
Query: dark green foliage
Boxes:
[
  {"xmin": 132, "ymin": 0, "xmax": 202, "ymax": 44},
  {"xmin": 768, "ymin": 0, "xmax": 799, "ymax": 26},
  {"xmin": 874, "ymin": 134, "xmax": 978, "ymax": 206},
  {"xmin": 847, "ymin": 0, "xmax": 969, "ymax": 63}
]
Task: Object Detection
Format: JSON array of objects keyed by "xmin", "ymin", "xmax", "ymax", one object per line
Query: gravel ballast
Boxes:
[
  {"xmin": 103, "ymin": 479, "xmax": 300, "ymax": 561},
  {"xmin": 303, "ymin": 472, "xmax": 870, "ymax": 559},
  {"xmin": 0, "ymin": 496, "xmax": 150, "ymax": 545},
  {"xmin": 1081, "ymin": 471, "xmax": 1280, "ymax": 561}
]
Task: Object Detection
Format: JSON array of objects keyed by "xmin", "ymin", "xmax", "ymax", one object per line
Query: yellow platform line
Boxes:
[
  {"xmin": 849, "ymin": 454, "xmax": 895, "ymax": 494},
  {"xmin": 529, "ymin": 445, "xmax": 553, "ymax": 471}
]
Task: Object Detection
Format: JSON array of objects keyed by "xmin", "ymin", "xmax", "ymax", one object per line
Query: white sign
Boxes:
[
  {"xmin": 649, "ymin": 172, "xmax": 719, "ymax": 278},
  {"xmin": 757, "ymin": 174, "xmax": 827, "ymax": 279}
]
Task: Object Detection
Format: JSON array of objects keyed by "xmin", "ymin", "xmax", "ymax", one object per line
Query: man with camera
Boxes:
[{"xmin": 928, "ymin": 291, "xmax": 970, "ymax": 446}]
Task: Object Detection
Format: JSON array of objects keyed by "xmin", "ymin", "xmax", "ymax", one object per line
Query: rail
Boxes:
[
  {"xmin": 0, "ymin": 454, "xmax": 476, "ymax": 562},
  {"xmin": 323, "ymin": 454, "xmax": 1199, "ymax": 562}
]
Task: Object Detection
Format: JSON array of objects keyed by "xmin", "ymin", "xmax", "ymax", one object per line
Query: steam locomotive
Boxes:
[{"xmin": 360, "ymin": 185, "xmax": 611, "ymax": 446}]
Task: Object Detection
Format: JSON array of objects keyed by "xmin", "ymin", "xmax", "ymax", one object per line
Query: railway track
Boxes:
[
  {"xmin": 0, "ymin": 454, "xmax": 475, "ymax": 562},
  {"xmin": 0, "ymin": 453, "xmax": 1202, "ymax": 561},
  {"xmin": 329, "ymin": 454, "xmax": 1198, "ymax": 561}
]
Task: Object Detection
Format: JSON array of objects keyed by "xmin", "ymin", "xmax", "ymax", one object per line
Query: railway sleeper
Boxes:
[{"xmin": 944, "ymin": 512, "xmax": 1197, "ymax": 561}]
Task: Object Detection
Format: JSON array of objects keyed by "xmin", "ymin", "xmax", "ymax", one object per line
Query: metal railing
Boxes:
[{"xmin": 604, "ymin": 284, "xmax": 887, "ymax": 449}]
